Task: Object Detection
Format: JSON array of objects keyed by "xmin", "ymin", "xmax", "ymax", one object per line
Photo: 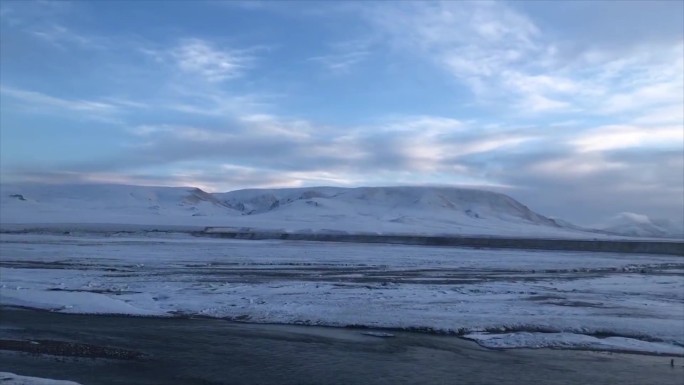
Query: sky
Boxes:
[{"xmin": 0, "ymin": 0, "xmax": 683, "ymax": 225}]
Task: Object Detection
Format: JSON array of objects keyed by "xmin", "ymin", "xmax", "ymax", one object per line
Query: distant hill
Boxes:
[{"xmin": 596, "ymin": 212, "xmax": 684, "ymax": 239}]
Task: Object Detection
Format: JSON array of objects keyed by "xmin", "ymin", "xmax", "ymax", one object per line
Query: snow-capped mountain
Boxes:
[
  {"xmin": 596, "ymin": 212, "xmax": 684, "ymax": 239},
  {"xmin": 1, "ymin": 183, "xmax": 594, "ymax": 237},
  {"xmin": 215, "ymin": 186, "xmax": 561, "ymax": 231}
]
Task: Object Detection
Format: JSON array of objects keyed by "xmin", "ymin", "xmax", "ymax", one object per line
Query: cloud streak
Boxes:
[
  {"xmin": 1, "ymin": 86, "xmax": 117, "ymax": 113},
  {"xmin": 308, "ymin": 39, "xmax": 372, "ymax": 73}
]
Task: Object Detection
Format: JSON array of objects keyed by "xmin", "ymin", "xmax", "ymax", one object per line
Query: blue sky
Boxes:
[{"xmin": 1, "ymin": 0, "xmax": 682, "ymax": 225}]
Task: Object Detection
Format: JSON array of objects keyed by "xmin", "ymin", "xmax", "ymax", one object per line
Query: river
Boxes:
[{"xmin": 0, "ymin": 307, "xmax": 681, "ymax": 385}]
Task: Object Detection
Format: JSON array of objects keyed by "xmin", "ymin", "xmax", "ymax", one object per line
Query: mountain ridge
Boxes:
[{"xmin": 1, "ymin": 182, "xmax": 666, "ymax": 239}]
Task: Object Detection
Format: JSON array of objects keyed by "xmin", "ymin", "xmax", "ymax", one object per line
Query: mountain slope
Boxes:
[{"xmin": 0, "ymin": 183, "xmax": 240, "ymax": 224}]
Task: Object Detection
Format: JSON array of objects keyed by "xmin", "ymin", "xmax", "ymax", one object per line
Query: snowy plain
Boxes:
[{"xmin": 1, "ymin": 231, "xmax": 682, "ymax": 355}]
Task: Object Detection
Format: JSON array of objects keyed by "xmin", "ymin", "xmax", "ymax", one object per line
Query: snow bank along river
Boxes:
[{"xmin": 0, "ymin": 231, "xmax": 682, "ymax": 355}]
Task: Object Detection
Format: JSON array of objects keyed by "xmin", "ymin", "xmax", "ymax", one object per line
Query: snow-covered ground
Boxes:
[
  {"xmin": 1, "ymin": 232, "xmax": 682, "ymax": 355},
  {"xmin": 464, "ymin": 332, "xmax": 684, "ymax": 355}
]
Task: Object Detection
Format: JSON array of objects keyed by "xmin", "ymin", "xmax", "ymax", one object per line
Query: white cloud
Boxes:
[
  {"xmin": 571, "ymin": 124, "xmax": 683, "ymax": 152},
  {"xmin": 128, "ymin": 114, "xmax": 317, "ymax": 149},
  {"xmin": 0, "ymin": 86, "xmax": 141, "ymax": 125},
  {"xmin": 631, "ymin": 105, "xmax": 684, "ymax": 126},
  {"xmin": 364, "ymin": 1, "xmax": 684, "ymax": 121},
  {"xmin": 342, "ymin": 116, "xmax": 537, "ymax": 173},
  {"xmin": 377, "ymin": 115, "xmax": 464, "ymax": 135},
  {"xmin": 129, "ymin": 124, "xmax": 235, "ymax": 143},
  {"xmin": 365, "ymin": 2, "xmax": 544, "ymax": 100},
  {"xmin": 120, "ymin": 114, "xmax": 538, "ymax": 182},
  {"xmin": 0, "ymin": 86, "xmax": 153, "ymax": 125},
  {"xmin": 308, "ymin": 39, "xmax": 372, "ymax": 73},
  {"xmin": 30, "ymin": 24, "xmax": 100, "ymax": 49},
  {"xmin": 600, "ymin": 81, "xmax": 683, "ymax": 114},
  {"xmin": 530, "ymin": 154, "xmax": 627, "ymax": 176},
  {"xmin": 238, "ymin": 114, "xmax": 314, "ymax": 140},
  {"xmin": 170, "ymin": 38, "xmax": 252, "ymax": 82},
  {"xmin": 309, "ymin": 50, "xmax": 368, "ymax": 73},
  {"xmin": 519, "ymin": 94, "xmax": 571, "ymax": 113},
  {"xmin": 1, "ymin": 86, "xmax": 116, "ymax": 113}
]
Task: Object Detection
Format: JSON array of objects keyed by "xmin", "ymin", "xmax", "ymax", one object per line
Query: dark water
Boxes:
[{"xmin": 0, "ymin": 308, "xmax": 681, "ymax": 385}]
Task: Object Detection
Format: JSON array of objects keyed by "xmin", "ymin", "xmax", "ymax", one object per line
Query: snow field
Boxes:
[{"xmin": 1, "ymin": 232, "xmax": 682, "ymax": 355}]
